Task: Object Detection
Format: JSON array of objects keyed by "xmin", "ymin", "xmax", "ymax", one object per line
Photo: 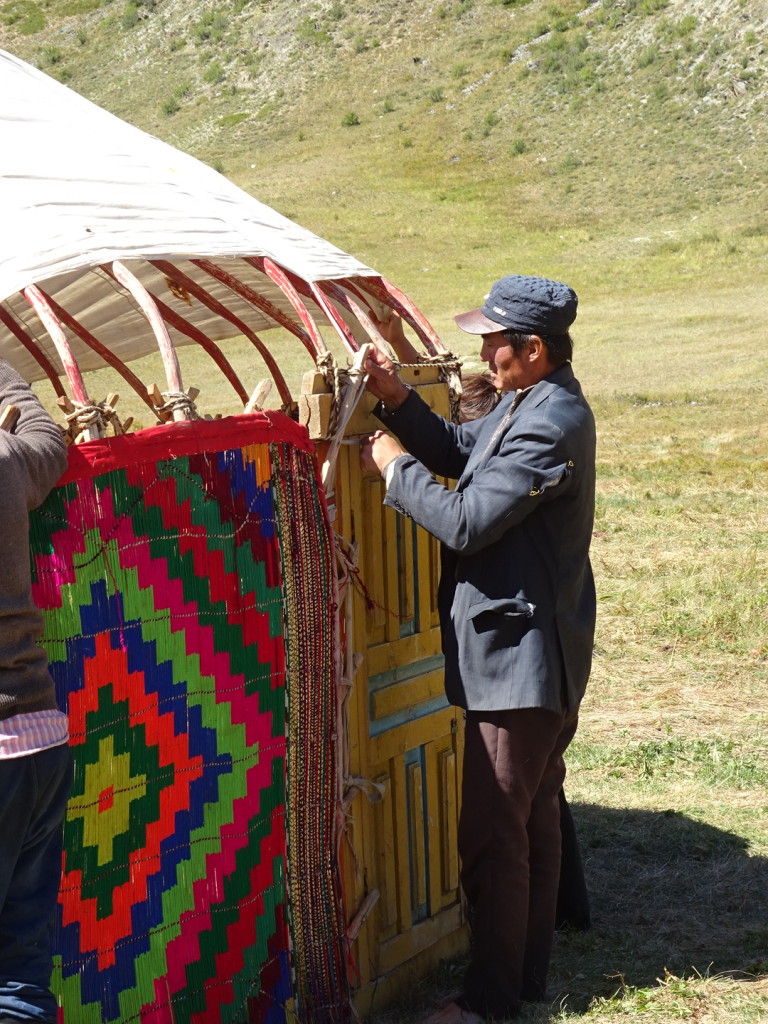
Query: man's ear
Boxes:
[{"xmin": 527, "ymin": 335, "xmax": 545, "ymax": 362}]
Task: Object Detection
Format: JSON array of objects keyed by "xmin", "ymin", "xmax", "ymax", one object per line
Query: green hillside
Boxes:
[
  {"xmin": 3, "ymin": 5, "xmax": 768, "ymax": 1024},
  {"xmin": 2, "ymin": 0, "xmax": 766, "ymax": 349}
]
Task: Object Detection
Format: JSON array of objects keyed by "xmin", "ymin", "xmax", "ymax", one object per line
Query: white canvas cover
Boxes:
[{"xmin": 0, "ymin": 49, "xmax": 379, "ymax": 383}]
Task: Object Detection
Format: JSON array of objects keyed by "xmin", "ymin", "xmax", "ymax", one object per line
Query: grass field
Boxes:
[
  {"xmin": 362, "ymin": 281, "xmax": 768, "ymax": 1022},
  {"xmin": 4, "ymin": 1, "xmax": 768, "ymax": 1020}
]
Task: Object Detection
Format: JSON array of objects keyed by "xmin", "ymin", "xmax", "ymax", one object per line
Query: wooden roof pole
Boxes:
[
  {"xmin": 307, "ymin": 282, "xmax": 360, "ymax": 354},
  {"xmin": 192, "ymin": 259, "xmax": 317, "ymax": 357},
  {"xmin": 144, "ymin": 297, "xmax": 252, "ymax": 406},
  {"xmin": 257, "ymin": 256, "xmax": 360, "ymax": 354},
  {"xmin": 333, "ymin": 277, "xmax": 375, "ymax": 310},
  {"xmin": 100, "ymin": 263, "xmax": 252, "ymax": 407},
  {"xmin": 333, "ymin": 278, "xmax": 393, "ymax": 335},
  {"xmin": 0, "ymin": 304, "xmax": 67, "ymax": 398},
  {"xmin": 246, "ymin": 257, "xmax": 329, "ymax": 357},
  {"xmin": 148, "ymin": 260, "xmax": 292, "ymax": 409},
  {"xmin": 36, "ymin": 287, "xmax": 157, "ymax": 414},
  {"xmin": 238, "ymin": 260, "xmax": 361, "ymax": 355},
  {"xmin": 349, "ymin": 276, "xmax": 445, "ymax": 355},
  {"xmin": 22, "ymin": 285, "xmax": 104, "ymax": 440},
  {"xmin": 314, "ymin": 280, "xmax": 395, "ymax": 358},
  {"xmin": 110, "ymin": 261, "xmax": 194, "ymax": 423}
]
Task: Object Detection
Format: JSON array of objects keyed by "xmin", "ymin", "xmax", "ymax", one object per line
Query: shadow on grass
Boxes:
[
  {"xmin": 547, "ymin": 802, "xmax": 768, "ymax": 1013},
  {"xmin": 368, "ymin": 803, "xmax": 767, "ymax": 1022}
]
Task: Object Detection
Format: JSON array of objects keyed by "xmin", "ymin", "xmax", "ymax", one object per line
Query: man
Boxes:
[
  {"xmin": 457, "ymin": 372, "xmax": 592, "ymax": 936},
  {"xmin": 361, "ymin": 275, "xmax": 596, "ymax": 1023},
  {"xmin": 0, "ymin": 362, "xmax": 70, "ymax": 1023}
]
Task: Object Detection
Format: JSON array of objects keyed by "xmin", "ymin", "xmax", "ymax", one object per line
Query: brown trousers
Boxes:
[{"xmin": 459, "ymin": 706, "xmax": 579, "ymax": 1018}]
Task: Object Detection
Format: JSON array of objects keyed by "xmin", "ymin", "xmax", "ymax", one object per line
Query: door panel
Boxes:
[{"xmin": 327, "ymin": 379, "xmax": 467, "ymax": 1012}]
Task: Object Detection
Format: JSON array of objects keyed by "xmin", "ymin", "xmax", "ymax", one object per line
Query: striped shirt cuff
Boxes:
[{"xmin": 0, "ymin": 709, "xmax": 69, "ymax": 759}]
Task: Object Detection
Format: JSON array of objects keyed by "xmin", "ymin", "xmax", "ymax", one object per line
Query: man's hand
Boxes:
[
  {"xmin": 373, "ymin": 310, "xmax": 422, "ymax": 363},
  {"xmin": 364, "ymin": 344, "xmax": 410, "ymax": 410},
  {"xmin": 360, "ymin": 429, "xmax": 406, "ymax": 476}
]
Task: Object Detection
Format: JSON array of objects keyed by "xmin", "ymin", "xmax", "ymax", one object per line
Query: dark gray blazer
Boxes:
[{"xmin": 377, "ymin": 363, "xmax": 596, "ymax": 713}]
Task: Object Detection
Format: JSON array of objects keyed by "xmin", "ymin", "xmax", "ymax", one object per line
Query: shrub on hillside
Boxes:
[
  {"xmin": 40, "ymin": 44, "xmax": 62, "ymax": 64},
  {"xmin": 122, "ymin": 0, "xmax": 157, "ymax": 30},
  {"xmin": 194, "ymin": 11, "xmax": 228, "ymax": 45},
  {"xmin": 1, "ymin": 0, "xmax": 45, "ymax": 35},
  {"xmin": 297, "ymin": 16, "xmax": 332, "ymax": 47},
  {"xmin": 204, "ymin": 61, "xmax": 225, "ymax": 85}
]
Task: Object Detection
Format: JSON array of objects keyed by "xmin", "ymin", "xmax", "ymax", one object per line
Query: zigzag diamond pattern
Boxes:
[{"xmin": 29, "ymin": 425, "xmax": 305, "ymax": 1024}]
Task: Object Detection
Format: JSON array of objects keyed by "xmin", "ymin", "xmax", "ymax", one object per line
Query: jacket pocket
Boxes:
[{"xmin": 466, "ymin": 596, "xmax": 536, "ymax": 621}]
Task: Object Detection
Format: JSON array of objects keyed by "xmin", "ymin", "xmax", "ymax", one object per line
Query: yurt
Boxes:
[{"xmin": 0, "ymin": 49, "xmax": 467, "ymax": 1024}]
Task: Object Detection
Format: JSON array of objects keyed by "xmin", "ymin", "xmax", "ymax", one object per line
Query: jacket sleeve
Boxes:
[
  {"xmin": 376, "ymin": 388, "xmax": 488, "ymax": 481},
  {"xmin": 0, "ymin": 361, "xmax": 68, "ymax": 510},
  {"xmin": 384, "ymin": 410, "xmax": 573, "ymax": 555}
]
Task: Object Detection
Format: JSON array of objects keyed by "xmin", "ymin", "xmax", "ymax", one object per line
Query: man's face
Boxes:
[{"xmin": 479, "ymin": 331, "xmax": 530, "ymax": 392}]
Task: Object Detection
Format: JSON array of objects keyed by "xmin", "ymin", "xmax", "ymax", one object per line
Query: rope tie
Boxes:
[
  {"xmin": 98, "ymin": 400, "xmax": 123, "ymax": 432},
  {"xmin": 393, "ymin": 350, "xmax": 464, "ymax": 422},
  {"xmin": 65, "ymin": 404, "xmax": 103, "ymax": 429},
  {"xmin": 318, "ymin": 346, "xmax": 371, "ymax": 491},
  {"xmin": 316, "ymin": 351, "xmax": 350, "ymax": 438},
  {"xmin": 157, "ymin": 391, "xmax": 199, "ymax": 421},
  {"xmin": 63, "ymin": 398, "xmax": 135, "ymax": 440}
]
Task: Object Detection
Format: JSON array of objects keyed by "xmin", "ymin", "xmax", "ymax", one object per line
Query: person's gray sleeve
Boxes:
[
  {"xmin": 385, "ymin": 413, "xmax": 573, "ymax": 555},
  {"xmin": 0, "ymin": 361, "xmax": 68, "ymax": 510},
  {"xmin": 375, "ymin": 388, "xmax": 486, "ymax": 480}
]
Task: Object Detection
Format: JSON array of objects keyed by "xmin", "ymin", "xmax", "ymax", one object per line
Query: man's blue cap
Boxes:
[{"xmin": 454, "ymin": 274, "xmax": 578, "ymax": 335}]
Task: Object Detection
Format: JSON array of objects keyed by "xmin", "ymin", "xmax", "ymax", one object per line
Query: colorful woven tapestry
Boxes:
[{"xmin": 28, "ymin": 414, "xmax": 349, "ymax": 1024}]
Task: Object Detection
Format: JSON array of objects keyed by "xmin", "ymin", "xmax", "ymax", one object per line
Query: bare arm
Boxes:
[{"xmin": 375, "ymin": 311, "xmax": 422, "ymax": 364}]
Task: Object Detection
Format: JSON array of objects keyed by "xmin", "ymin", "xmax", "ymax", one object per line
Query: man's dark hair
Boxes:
[
  {"xmin": 460, "ymin": 372, "xmax": 501, "ymax": 422},
  {"xmin": 503, "ymin": 330, "xmax": 573, "ymax": 366}
]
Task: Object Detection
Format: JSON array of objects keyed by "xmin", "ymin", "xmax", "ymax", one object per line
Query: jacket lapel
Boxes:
[{"xmin": 457, "ymin": 364, "xmax": 575, "ymax": 488}]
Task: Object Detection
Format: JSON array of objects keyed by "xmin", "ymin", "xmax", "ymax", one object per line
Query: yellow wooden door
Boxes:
[{"xmin": 322, "ymin": 373, "xmax": 468, "ymax": 1015}]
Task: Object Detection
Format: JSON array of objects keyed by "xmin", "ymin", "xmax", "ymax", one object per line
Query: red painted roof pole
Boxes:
[
  {"xmin": 148, "ymin": 260, "xmax": 291, "ymax": 409},
  {"xmin": 111, "ymin": 260, "xmax": 192, "ymax": 422},
  {"xmin": 314, "ymin": 280, "xmax": 392, "ymax": 357},
  {"xmin": 307, "ymin": 282, "xmax": 360, "ymax": 354},
  {"xmin": 0, "ymin": 304, "xmax": 67, "ymax": 398},
  {"xmin": 268, "ymin": 266, "xmax": 360, "ymax": 356},
  {"xmin": 349, "ymin": 276, "xmax": 444, "ymax": 356},
  {"xmin": 247, "ymin": 256, "xmax": 328, "ymax": 357},
  {"xmin": 23, "ymin": 285, "xmax": 91, "ymax": 406},
  {"xmin": 23, "ymin": 284, "xmax": 104, "ymax": 440},
  {"xmin": 36, "ymin": 287, "xmax": 157, "ymax": 414},
  {"xmin": 192, "ymin": 259, "xmax": 317, "ymax": 357}
]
